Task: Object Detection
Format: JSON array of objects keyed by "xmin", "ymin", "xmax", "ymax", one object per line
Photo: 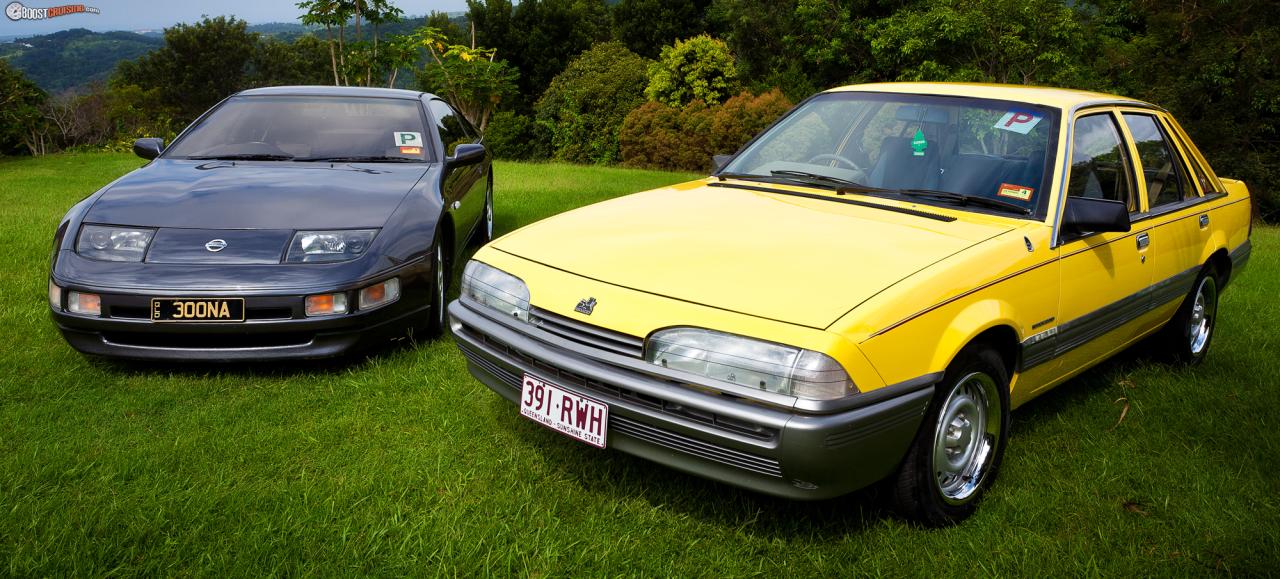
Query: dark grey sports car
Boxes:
[{"xmin": 48, "ymin": 86, "xmax": 493, "ymax": 360}]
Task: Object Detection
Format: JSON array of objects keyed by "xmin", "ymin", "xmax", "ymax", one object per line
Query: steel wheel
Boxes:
[
  {"xmin": 932, "ymin": 371, "xmax": 1001, "ymax": 504},
  {"xmin": 1187, "ymin": 275, "xmax": 1217, "ymax": 356}
]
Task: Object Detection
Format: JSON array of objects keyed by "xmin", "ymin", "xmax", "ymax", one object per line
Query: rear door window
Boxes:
[{"xmin": 1122, "ymin": 113, "xmax": 1191, "ymax": 208}]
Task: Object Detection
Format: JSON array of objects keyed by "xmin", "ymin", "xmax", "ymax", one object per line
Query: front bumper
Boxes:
[
  {"xmin": 50, "ymin": 262, "xmax": 433, "ymax": 361},
  {"xmin": 448, "ymin": 298, "xmax": 938, "ymax": 500}
]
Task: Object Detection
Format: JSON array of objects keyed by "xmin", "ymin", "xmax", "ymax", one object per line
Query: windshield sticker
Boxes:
[
  {"xmin": 399, "ymin": 146, "xmax": 422, "ymax": 155},
  {"xmin": 997, "ymin": 183, "xmax": 1035, "ymax": 201},
  {"xmin": 393, "ymin": 131, "xmax": 423, "ymax": 147},
  {"xmin": 911, "ymin": 129, "xmax": 927, "ymax": 156},
  {"xmin": 994, "ymin": 110, "xmax": 1043, "ymax": 134}
]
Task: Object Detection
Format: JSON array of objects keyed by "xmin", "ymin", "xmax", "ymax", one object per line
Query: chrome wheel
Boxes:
[
  {"xmin": 933, "ymin": 371, "xmax": 1001, "ymax": 504},
  {"xmin": 434, "ymin": 244, "xmax": 446, "ymax": 328},
  {"xmin": 484, "ymin": 186, "xmax": 494, "ymax": 240},
  {"xmin": 1188, "ymin": 276, "xmax": 1217, "ymax": 356}
]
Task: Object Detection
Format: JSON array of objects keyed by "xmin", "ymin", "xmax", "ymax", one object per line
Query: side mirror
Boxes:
[
  {"xmin": 712, "ymin": 154, "xmax": 733, "ymax": 173},
  {"xmin": 132, "ymin": 138, "xmax": 164, "ymax": 160},
  {"xmin": 1061, "ymin": 196, "xmax": 1131, "ymax": 236},
  {"xmin": 446, "ymin": 143, "xmax": 486, "ymax": 168}
]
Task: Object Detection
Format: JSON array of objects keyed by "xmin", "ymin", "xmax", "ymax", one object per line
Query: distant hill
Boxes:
[
  {"xmin": 0, "ymin": 28, "xmax": 162, "ymax": 93},
  {"xmin": 0, "ymin": 14, "xmax": 465, "ymax": 94}
]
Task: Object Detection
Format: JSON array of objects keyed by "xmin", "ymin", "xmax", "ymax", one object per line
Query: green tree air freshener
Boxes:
[{"xmin": 911, "ymin": 129, "xmax": 927, "ymax": 156}]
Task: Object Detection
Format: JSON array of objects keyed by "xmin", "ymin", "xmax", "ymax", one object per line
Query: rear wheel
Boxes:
[
  {"xmin": 1160, "ymin": 266, "xmax": 1219, "ymax": 365},
  {"xmin": 890, "ymin": 344, "xmax": 1010, "ymax": 526}
]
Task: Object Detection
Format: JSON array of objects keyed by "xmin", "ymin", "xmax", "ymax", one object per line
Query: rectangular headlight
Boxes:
[
  {"xmin": 286, "ymin": 229, "xmax": 378, "ymax": 263},
  {"xmin": 76, "ymin": 225, "xmax": 155, "ymax": 262},
  {"xmin": 460, "ymin": 260, "xmax": 530, "ymax": 322},
  {"xmin": 645, "ymin": 327, "xmax": 858, "ymax": 400}
]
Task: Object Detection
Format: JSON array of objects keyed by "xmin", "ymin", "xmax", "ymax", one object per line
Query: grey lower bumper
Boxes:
[{"xmin": 448, "ymin": 299, "xmax": 936, "ymax": 500}]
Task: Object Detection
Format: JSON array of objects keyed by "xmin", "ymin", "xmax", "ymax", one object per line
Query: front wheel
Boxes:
[
  {"xmin": 425, "ymin": 243, "xmax": 448, "ymax": 338},
  {"xmin": 890, "ymin": 344, "xmax": 1010, "ymax": 526}
]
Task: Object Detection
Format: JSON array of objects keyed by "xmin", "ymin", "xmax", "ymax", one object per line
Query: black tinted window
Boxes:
[
  {"xmin": 429, "ymin": 100, "xmax": 471, "ymax": 155},
  {"xmin": 165, "ymin": 96, "xmax": 431, "ymax": 161},
  {"xmin": 1066, "ymin": 114, "xmax": 1135, "ymax": 211},
  {"xmin": 1122, "ymin": 113, "xmax": 1188, "ymax": 208}
]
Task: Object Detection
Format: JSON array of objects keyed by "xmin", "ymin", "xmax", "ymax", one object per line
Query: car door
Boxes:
[
  {"xmin": 428, "ymin": 99, "xmax": 485, "ymax": 254},
  {"xmin": 1118, "ymin": 110, "xmax": 1210, "ymax": 316},
  {"xmin": 1043, "ymin": 110, "xmax": 1154, "ymax": 384}
]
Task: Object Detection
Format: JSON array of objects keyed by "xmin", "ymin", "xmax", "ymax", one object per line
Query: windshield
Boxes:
[
  {"xmin": 722, "ymin": 92, "xmax": 1059, "ymax": 216},
  {"xmin": 165, "ymin": 95, "xmax": 433, "ymax": 162}
]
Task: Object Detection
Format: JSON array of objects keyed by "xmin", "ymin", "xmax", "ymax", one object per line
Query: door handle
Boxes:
[
  {"xmin": 1199, "ymin": 214, "xmax": 1210, "ymax": 229},
  {"xmin": 1136, "ymin": 232, "xmax": 1150, "ymax": 250}
]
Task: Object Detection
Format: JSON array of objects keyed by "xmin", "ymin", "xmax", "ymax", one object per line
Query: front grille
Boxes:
[
  {"xmin": 529, "ymin": 307, "xmax": 645, "ymax": 358},
  {"xmin": 458, "ymin": 340, "xmax": 782, "ymax": 478},
  {"xmin": 610, "ymin": 416, "xmax": 782, "ymax": 478},
  {"xmin": 102, "ymin": 332, "xmax": 313, "ymax": 349}
]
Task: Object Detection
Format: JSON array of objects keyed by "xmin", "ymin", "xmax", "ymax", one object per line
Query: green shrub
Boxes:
[
  {"xmin": 619, "ymin": 89, "xmax": 793, "ymax": 172},
  {"xmin": 483, "ymin": 111, "xmax": 553, "ymax": 161},
  {"xmin": 644, "ymin": 35, "xmax": 739, "ymax": 107},
  {"xmin": 535, "ymin": 42, "xmax": 651, "ymax": 165}
]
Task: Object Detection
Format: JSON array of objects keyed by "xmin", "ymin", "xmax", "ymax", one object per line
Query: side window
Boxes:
[
  {"xmin": 1165, "ymin": 120, "xmax": 1215, "ymax": 195},
  {"xmin": 428, "ymin": 100, "xmax": 469, "ymax": 156},
  {"xmin": 1066, "ymin": 114, "xmax": 1135, "ymax": 212},
  {"xmin": 1122, "ymin": 113, "xmax": 1189, "ymax": 208}
]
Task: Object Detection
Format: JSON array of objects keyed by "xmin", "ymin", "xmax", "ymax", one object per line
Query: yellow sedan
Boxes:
[{"xmin": 448, "ymin": 83, "xmax": 1253, "ymax": 526}]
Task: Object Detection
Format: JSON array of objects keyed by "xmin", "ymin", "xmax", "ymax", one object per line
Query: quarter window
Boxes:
[
  {"xmin": 1122, "ymin": 113, "xmax": 1189, "ymax": 208},
  {"xmin": 1066, "ymin": 114, "xmax": 1135, "ymax": 212}
]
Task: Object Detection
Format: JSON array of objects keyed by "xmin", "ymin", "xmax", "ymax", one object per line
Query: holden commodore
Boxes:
[
  {"xmin": 448, "ymin": 83, "xmax": 1253, "ymax": 525},
  {"xmin": 49, "ymin": 86, "xmax": 493, "ymax": 360}
]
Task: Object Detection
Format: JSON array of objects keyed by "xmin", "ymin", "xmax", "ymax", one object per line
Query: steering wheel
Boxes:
[{"xmin": 807, "ymin": 153, "xmax": 864, "ymax": 172}]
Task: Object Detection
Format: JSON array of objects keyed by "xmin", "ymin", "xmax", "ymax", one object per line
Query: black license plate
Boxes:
[{"xmin": 150, "ymin": 298, "xmax": 245, "ymax": 322}]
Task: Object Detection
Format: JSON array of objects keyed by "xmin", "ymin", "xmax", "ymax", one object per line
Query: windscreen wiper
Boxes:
[
  {"xmin": 768, "ymin": 169, "xmax": 859, "ymax": 189},
  {"xmin": 185, "ymin": 154, "xmax": 295, "ymax": 161},
  {"xmin": 295, "ymin": 155, "xmax": 422, "ymax": 163},
  {"xmin": 897, "ymin": 188, "xmax": 1032, "ymax": 215}
]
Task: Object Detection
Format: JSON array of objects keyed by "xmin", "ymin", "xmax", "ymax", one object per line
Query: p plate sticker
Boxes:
[
  {"xmin": 993, "ymin": 110, "xmax": 1042, "ymax": 134},
  {"xmin": 392, "ymin": 131, "xmax": 423, "ymax": 147},
  {"xmin": 399, "ymin": 146, "xmax": 422, "ymax": 155},
  {"xmin": 997, "ymin": 182, "xmax": 1034, "ymax": 201}
]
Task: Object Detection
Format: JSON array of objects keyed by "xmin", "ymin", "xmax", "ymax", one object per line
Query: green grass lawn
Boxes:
[{"xmin": 1, "ymin": 152, "xmax": 1276, "ymax": 575}]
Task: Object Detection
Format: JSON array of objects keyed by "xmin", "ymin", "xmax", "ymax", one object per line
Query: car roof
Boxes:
[
  {"xmin": 234, "ymin": 85, "xmax": 436, "ymax": 100},
  {"xmin": 829, "ymin": 82, "xmax": 1161, "ymax": 111}
]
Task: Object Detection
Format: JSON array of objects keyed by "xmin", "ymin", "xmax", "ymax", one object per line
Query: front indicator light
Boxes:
[
  {"xmin": 67, "ymin": 291, "xmax": 101, "ymax": 316},
  {"xmin": 49, "ymin": 280, "xmax": 62, "ymax": 310},
  {"xmin": 305, "ymin": 293, "xmax": 348, "ymax": 316},
  {"xmin": 645, "ymin": 327, "xmax": 858, "ymax": 401},
  {"xmin": 358, "ymin": 278, "xmax": 400, "ymax": 311}
]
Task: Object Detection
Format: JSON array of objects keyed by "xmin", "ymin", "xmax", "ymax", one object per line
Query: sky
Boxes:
[{"xmin": 2, "ymin": 0, "xmax": 469, "ymax": 36}]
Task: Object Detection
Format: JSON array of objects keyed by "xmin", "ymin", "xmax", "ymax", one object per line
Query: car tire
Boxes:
[
  {"xmin": 425, "ymin": 242, "xmax": 448, "ymax": 338},
  {"xmin": 889, "ymin": 344, "xmax": 1010, "ymax": 527},
  {"xmin": 1160, "ymin": 265, "xmax": 1220, "ymax": 365},
  {"xmin": 472, "ymin": 169, "xmax": 494, "ymax": 247}
]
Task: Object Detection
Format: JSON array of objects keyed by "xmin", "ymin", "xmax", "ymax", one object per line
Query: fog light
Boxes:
[
  {"xmin": 67, "ymin": 291, "xmax": 100, "ymax": 316},
  {"xmin": 359, "ymin": 278, "xmax": 400, "ymax": 311},
  {"xmin": 305, "ymin": 292, "xmax": 348, "ymax": 317},
  {"xmin": 48, "ymin": 280, "xmax": 62, "ymax": 310}
]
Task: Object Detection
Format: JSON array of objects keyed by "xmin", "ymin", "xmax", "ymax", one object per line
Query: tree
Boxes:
[
  {"xmin": 0, "ymin": 60, "xmax": 49, "ymax": 155},
  {"xmin": 412, "ymin": 27, "xmax": 519, "ymax": 130},
  {"xmin": 297, "ymin": 0, "xmax": 405, "ymax": 86},
  {"xmin": 113, "ymin": 16, "xmax": 257, "ymax": 122},
  {"xmin": 645, "ymin": 35, "xmax": 740, "ymax": 107},
  {"xmin": 612, "ymin": 0, "xmax": 712, "ymax": 59},
  {"xmin": 249, "ymin": 35, "xmax": 333, "ymax": 87},
  {"xmin": 536, "ymin": 41, "xmax": 651, "ymax": 163}
]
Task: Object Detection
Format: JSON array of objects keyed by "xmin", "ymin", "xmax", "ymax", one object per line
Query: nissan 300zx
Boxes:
[
  {"xmin": 49, "ymin": 86, "xmax": 492, "ymax": 360},
  {"xmin": 448, "ymin": 83, "xmax": 1253, "ymax": 525}
]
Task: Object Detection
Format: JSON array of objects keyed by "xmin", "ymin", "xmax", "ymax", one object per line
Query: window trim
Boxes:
[
  {"xmin": 1064, "ymin": 110, "xmax": 1138, "ymax": 212},
  {"xmin": 1117, "ymin": 110, "xmax": 1192, "ymax": 212}
]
